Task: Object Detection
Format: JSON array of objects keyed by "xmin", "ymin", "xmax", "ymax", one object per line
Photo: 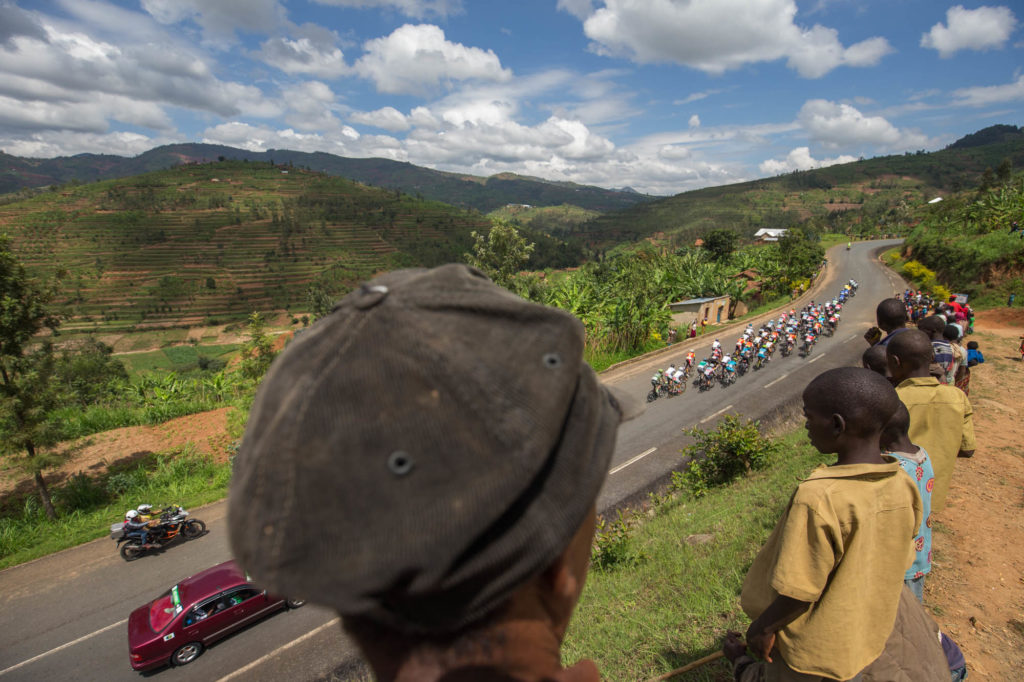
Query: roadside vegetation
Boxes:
[
  {"xmin": 902, "ymin": 167, "xmax": 1024, "ymax": 306},
  {"xmin": 470, "ymin": 223, "xmax": 824, "ymax": 368},
  {"xmin": 565, "ymin": 420, "xmax": 828, "ymax": 680}
]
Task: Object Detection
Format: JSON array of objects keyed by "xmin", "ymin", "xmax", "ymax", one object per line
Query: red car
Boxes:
[{"xmin": 127, "ymin": 560, "xmax": 304, "ymax": 671}]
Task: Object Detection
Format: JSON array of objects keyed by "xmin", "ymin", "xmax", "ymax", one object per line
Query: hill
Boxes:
[
  {"xmin": 0, "ymin": 143, "xmax": 652, "ymax": 214},
  {"xmin": 577, "ymin": 125, "xmax": 1024, "ymax": 251},
  {"xmin": 0, "ymin": 160, "xmax": 579, "ymax": 332}
]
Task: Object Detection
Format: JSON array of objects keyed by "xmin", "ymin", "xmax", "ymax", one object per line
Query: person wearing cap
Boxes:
[{"xmin": 228, "ymin": 264, "xmax": 638, "ymax": 681}]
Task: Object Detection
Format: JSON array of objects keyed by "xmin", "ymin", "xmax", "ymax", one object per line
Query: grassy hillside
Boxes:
[
  {"xmin": 1, "ymin": 143, "xmax": 653, "ymax": 214},
  {"xmin": 0, "ymin": 161, "xmax": 498, "ymax": 332},
  {"xmin": 902, "ymin": 176, "xmax": 1024, "ymax": 306},
  {"xmin": 578, "ymin": 127, "xmax": 1024, "ymax": 250}
]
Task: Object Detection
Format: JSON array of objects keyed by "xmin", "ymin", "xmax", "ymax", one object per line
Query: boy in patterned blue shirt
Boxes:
[{"xmin": 881, "ymin": 402, "xmax": 934, "ymax": 602}]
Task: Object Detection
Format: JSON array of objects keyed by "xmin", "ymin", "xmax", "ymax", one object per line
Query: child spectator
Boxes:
[
  {"xmin": 966, "ymin": 341, "xmax": 984, "ymax": 366},
  {"xmin": 918, "ymin": 315, "xmax": 952, "ymax": 382},
  {"xmin": 861, "ymin": 344, "xmax": 889, "ymax": 379},
  {"xmin": 864, "ymin": 298, "xmax": 909, "ymax": 346},
  {"xmin": 737, "ymin": 368, "xmax": 923, "ymax": 680},
  {"xmin": 880, "ymin": 403, "xmax": 934, "ymax": 602},
  {"xmin": 887, "ymin": 330, "xmax": 976, "ymax": 513}
]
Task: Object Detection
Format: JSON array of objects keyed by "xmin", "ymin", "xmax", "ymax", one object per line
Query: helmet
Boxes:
[
  {"xmin": 126, "ymin": 510, "xmax": 139, "ymax": 520},
  {"xmin": 137, "ymin": 504, "xmax": 153, "ymax": 514}
]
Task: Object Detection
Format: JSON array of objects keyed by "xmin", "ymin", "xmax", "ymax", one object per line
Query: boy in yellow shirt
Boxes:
[{"xmin": 732, "ymin": 368, "xmax": 922, "ymax": 680}]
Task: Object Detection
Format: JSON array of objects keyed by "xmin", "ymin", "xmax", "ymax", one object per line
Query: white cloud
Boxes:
[
  {"xmin": 674, "ymin": 89, "xmax": 723, "ymax": 105},
  {"xmin": 921, "ymin": 5, "xmax": 1018, "ymax": 58},
  {"xmin": 311, "ymin": 0, "xmax": 462, "ymax": 19},
  {"xmin": 689, "ymin": 114, "xmax": 701, "ymax": 128},
  {"xmin": 556, "ymin": 0, "xmax": 595, "ymax": 21},
  {"xmin": 281, "ymin": 81, "xmax": 343, "ymax": 131},
  {"xmin": 350, "ymin": 106, "xmax": 411, "ymax": 131},
  {"xmin": 759, "ymin": 146, "xmax": 856, "ymax": 174},
  {"xmin": 259, "ymin": 36, "xmax": 348, "ymax": 78},
  {"xmin": 0, "ymin": 4, "xmax": 49, "ymax": 46},
  {"xmin": 797, "ymin": 99, "xmax": 930, "ymax": 150},
  {"xmin": 200, "ymin": 122, "xmax": 407, "ymax": 166},
  {"xmin": 951, "ymin": 75, "xmax": 1024, "ymax": 107},
  {"xmin": 0, "ymin": 18, "xmax": 279, "ymax": 139},
  {"xmin": 354, "ymin": 24, "xmax": 512, "ymax": 95},
  {"xmin": 578, "ymin": 0, "xmax": 892, "ymax": 78},
  {"xmin": 0, "ymin": 129, "xmax": 167, "ymax": 157},
  {"xmin": 140, "ymin": 0, "xmax": 287, "ymax": 43}
]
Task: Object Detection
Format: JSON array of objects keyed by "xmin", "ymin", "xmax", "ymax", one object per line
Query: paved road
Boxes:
[
  {"xmin": 597, "ymin": 239, "xmax": 907, "ymax": 510},
  {"xmin": 0, "ymin": 240, "xmax": 905, "ymax": 682}
]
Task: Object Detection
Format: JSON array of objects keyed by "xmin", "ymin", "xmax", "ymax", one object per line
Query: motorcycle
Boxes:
[{"xmin": 112, "ymin": 506, "xmax": 206, "ymax": 562}]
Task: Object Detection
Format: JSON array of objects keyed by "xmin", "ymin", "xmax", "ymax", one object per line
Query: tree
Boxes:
[
  {"xmin": 239, "ymin": 312, "xmax": 277, "ymax": 381},
  {"xmin": 305, "ymin": 282, "xmax": 334, "ymax": 320},
  {"xmin": 465, "ymin": 219, "xmax": 535, "ymax": 290},
  {"xmin": 996, "ymin": 157, "xmax": 1013, "ymax": 184},
  {"xmin": 702, "ymin": 229, "xmax": 737, "ymax": 263},
  {"xmin": 0, "ymin": 237, "xmax": 62, "ymax": 519}
]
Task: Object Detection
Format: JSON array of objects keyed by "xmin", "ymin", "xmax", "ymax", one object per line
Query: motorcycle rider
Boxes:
[
  {"xmin": 124, "ymin": 509, "xmax": 159, "ymax": 549},
  {"xmin": 136, "ymin": 503, "xmax": 158, "ymax": 521}
]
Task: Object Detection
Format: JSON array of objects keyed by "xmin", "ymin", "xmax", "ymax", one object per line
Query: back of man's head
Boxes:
[
  {"xmin": 917, "ymin": 315, "xmax": 946, "ymax": 338},
  {"xmin": 228, "ymin": 264, "xmax": 634, "ymax": 636},
  {"xmin": 862, "ymin": 344, "xmax": 888, "ymax": 377},
  {"xmin": 876, "ymin": 298, "xmax": 908, "ymax": 332},
  {"xmin": 887, "ymin": 329, "xmax": 934, "ymax": 379},
  {"xmin": 804, "ymin": 367, "xmax": 900, "ymax": 438}
]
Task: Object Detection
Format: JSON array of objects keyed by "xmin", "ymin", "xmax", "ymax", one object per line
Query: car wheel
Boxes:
[
  {"xmin": 120, "ymin": 543, "xmax": 143, "ymax": 562},
  {"xmin": 172, "ymin": 642, "xmax": 204, "ymax": 666},
  {"xmin": 182, "ymin": 520, "xmax": 206, "ymax": 539},
  {"xmin": 286, "ymin": 598, "xmax": 306, "ymax": 609}
]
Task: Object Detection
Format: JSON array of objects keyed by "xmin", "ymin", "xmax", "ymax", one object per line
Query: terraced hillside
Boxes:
[{"xmin": 0, "ymin": 161, "xmax": 490, "ymax": 333}]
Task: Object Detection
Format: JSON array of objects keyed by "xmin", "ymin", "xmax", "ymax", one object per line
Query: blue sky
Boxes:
[{"xmin": 0, "ymin": 0, "xmax": 1021, "ymax": 194}]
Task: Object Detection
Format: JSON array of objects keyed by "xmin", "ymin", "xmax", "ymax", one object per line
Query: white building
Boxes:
[{"xmin": 753, "ymin": 228, "xmax": 788, "ymax": 242}]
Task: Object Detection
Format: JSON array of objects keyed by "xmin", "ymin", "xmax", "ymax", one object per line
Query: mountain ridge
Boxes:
[{"xmin": 1, "ymin": 143, "xmax": 652, "ymax": 214}]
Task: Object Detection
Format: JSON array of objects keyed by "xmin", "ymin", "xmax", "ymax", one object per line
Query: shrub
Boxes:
[
  {"xmin": 591, "ymin": 511, "xmax": 647, "ymax": 571},
  {"xmin": 674, "ymin": 415, "xmax": 779, "ymax": 498}
]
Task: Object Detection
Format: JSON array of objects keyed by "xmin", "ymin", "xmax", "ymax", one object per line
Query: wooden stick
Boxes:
[{"xmin": 645, "ymin": 650, "xmax": 726, "ymax": 681}]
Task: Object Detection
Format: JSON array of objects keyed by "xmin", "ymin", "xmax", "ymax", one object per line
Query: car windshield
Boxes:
[{"xmin": 149, "ymin": 585, "xmax": 183, "ymax": 633}]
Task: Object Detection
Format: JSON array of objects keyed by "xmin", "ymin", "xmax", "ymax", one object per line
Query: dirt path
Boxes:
[
  {"xmin": 925, "ymin": 309, "xmax": 1024, "ymax": 680},
  {"xmin": 0, "ymin": 407, "xmax": 235, "ymax": 499}
]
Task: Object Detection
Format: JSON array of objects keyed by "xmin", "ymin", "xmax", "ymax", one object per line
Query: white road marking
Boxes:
[
  {"xmin": 844, "ymin": 333, "xmax": 858, "ymax": 342},
  {"xmin": 764, "ymin": 374, "xmax": 789, "ymax": 388},
  {"xmin": 216, "ymin": 617, "xmax": 342, "ymax": 682},
  {"xmin": 808, "ymin": 353, "xmax": 825, "ymax": 363},
  {"xmin": 0, "ymin": 618, "xmax": 127, "ymax": 677},
  {"xmin": 700, "ymin": 404, "xmax": 734, "ymax": 425},
  {"xmin": 609, "ymin": 447, "xmax": 657, "ymax": 475}
]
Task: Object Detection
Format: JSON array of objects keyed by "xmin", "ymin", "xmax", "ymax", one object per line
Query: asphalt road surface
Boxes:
[{"xmin": 0, "ymin": 240, "xmax": 905, "ymax": 682}]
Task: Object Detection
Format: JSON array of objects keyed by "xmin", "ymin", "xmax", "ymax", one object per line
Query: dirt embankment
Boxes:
[{"xmin": 925, "ymin": 309, "xmax": 1024, "ymax": 680}]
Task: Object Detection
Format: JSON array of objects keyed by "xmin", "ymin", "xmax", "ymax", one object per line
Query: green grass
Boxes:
[
  {"xmin": 118, "ymin": 343, "xmax": 241, "ymax": 374},
  {"xmin": 563, "ymin": 428, "xmax": 830, "ymax": 681}
]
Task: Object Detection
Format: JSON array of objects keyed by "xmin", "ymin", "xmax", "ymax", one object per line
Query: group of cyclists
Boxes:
[{"xmin": 647, "ymin": 280, "xmax": 858, "ymax": 400}]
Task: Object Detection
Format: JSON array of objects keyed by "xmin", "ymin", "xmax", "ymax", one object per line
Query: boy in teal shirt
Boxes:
[{"xmin": 881, "ymin": 403, "xmax": 934, "ymax": 603}]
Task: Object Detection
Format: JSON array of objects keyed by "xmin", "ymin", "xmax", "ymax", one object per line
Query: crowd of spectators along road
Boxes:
[
  {"xmin": 648, "ymin": 280, "xmax": 857, "ymax": 400},
  {"xmin": 225, "ymin": 265, "xmax": 978, "ymax": 681}
]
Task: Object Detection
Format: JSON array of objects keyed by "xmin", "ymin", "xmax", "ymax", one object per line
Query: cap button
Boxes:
[{"xmin": 354, "ymin": 284, "xmax": 389, "ymax": 310}]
